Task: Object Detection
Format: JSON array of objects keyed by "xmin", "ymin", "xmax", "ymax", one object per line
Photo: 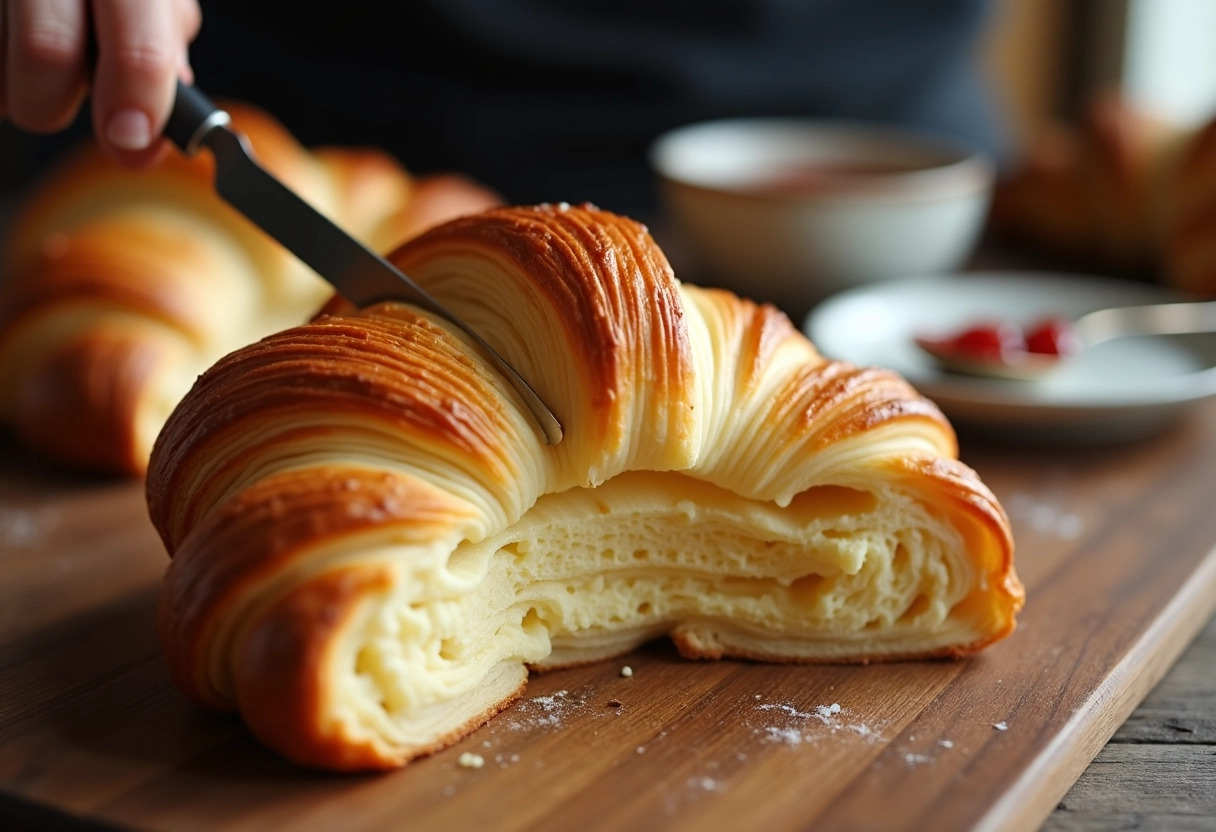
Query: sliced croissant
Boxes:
[
  {"xmin": 0, "ymin": 101, "xmax": 500, "ymax": 474},
  {"xmin": 149, "ymin": 203, "xmax": 1022, "ymax": 772}
]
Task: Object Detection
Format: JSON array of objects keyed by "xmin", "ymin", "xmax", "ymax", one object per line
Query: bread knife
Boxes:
[{"xmin": 163, "ymin": 81, "xmax": 563, "ymax": 445}]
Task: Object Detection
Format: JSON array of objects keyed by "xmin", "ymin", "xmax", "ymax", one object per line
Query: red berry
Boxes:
[
  {"xmin": 1025, "ymin": 316, "xmax": 1080, "ymax": 356},
  {"xmin": 948, "ymin": 321, "xmax": 1026, "ymax": 360}
]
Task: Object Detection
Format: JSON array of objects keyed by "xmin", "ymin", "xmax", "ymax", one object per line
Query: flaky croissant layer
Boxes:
[{"xmin": 149, "ymin": 203, "xmax": 1022, "ymax": 771}]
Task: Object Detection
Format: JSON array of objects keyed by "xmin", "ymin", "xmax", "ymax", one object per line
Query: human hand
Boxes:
[{"xmin": 2, "ymin": 0, "xmax": 202, "ymax": 167}]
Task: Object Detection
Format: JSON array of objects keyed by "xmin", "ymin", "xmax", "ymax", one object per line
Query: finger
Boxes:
[
  {"xmin": 90, "ymin": 0, "xmax": 179, "ymax": 166},
  {"xmin": 5, "ymin": 0, "xmax": 89, "ymax": 133},
  {"xmin": 178, "ymin": 0, "xmax": 201, "ymax": 42},
  {"xmin": 176, "ymin": 0, "xmax": 201, "ymax": 83}
]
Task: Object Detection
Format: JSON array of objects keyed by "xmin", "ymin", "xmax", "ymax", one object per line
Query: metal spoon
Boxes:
[{"xmin": 916, "ymin": 299, "xmax": 1216, "ymax": 381}]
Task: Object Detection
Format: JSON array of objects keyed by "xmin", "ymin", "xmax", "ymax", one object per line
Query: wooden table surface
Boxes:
[
  {"xmin": 2, "ymin": 385, "xmax": 1216, "ymax": 831},
  {"xmin": 1, "ymin": 207, "xmax": 1214, "ymax": 831},
  {"xmin": 1046, "ymin": 614, "xmax": 1216, "ymax": 831}
]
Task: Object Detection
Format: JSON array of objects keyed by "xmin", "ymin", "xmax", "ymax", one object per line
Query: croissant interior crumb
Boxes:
[{"xmin": 333, "ymin": 470, "xmax": 971, "ymax": 751}]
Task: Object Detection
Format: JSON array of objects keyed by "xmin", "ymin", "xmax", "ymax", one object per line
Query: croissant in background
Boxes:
[
  {"xmin": 0, "ymin": 101, "xmax": 501, "ymax": 475},
  {"xmin": 148, "ymin": 203, "xmax": 1023, "ymax": 772},
  {"xmin": 988, "ymin": 90, "xmax": 1188, "ymax": 275},
  {"xmin": 989, "ymin": 89, "xmax": 1216, "ymax": 297}
]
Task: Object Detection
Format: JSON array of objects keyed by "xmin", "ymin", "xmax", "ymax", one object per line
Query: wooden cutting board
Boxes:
[{"xmin": 3, "ymin": 400, "xmax": 1216, "ymax": 832}]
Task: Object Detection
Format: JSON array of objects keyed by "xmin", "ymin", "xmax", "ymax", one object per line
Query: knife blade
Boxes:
[{"xmin": 164, "ymin": 81, "xmax": 563, "ymax": 445}]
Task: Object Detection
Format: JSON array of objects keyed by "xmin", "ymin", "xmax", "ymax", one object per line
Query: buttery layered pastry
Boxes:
[
  {"xmin": 0, "ymin": 101, "xmax": 500, "ymax": 474},
  {"xmin": 148, "ymin": 203, "xmax": 1023, "ymax": 771}
]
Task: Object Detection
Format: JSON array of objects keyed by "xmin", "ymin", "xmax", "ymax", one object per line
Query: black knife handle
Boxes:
[{"xmin": 165, "ymin": 80, "xmax": 230, "ymax": 156}]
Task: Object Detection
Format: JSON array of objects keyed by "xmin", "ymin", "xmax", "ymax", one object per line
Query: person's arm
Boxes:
[{"xmin": 1, "ymin": 0, "xmax": 200, "ymax": 167}]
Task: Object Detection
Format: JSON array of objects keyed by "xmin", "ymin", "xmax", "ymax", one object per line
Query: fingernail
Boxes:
[{"xmin": 106, "ymin": 109, "xmax": 153, "ymax": 151}]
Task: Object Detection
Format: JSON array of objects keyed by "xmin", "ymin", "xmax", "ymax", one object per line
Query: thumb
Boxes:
[{"xmin": 89, "ymin": 0, "xmax": 180, "ymax": 167}]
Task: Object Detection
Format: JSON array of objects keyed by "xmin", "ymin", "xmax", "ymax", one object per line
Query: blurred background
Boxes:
[
  {"xmin": 984, "ymin": 0, "xmax": 1216, "ymax": 148},
  {"xmin": 3, "ymin": 0, "xmax": 1216, "ymax": 231}
]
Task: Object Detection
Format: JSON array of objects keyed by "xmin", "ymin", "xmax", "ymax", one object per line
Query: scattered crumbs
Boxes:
[
  {"xmin": 909, "ymin": 735, "xmax": 916, "ymax": 742},
  {"xmin": 754, "ymin": 694, "xmax": 762, "ymax": 699},
  {"xmin": 904, "ymin": 752, "xmax": 932, "ymax": 766},
  {"xmin": 735, "ymin": 752, "xmax": 748, "ymax": 762},
  {"xmin": 492, "ymin": 753, "xmax": 521, "ymax": 769},
  {"xmin": 993, "ymin": 721, "xmax": 1008, "ymax": 731},
  {"xmin": 482, "ymin": 740, "xmax": 492, "ymax": 748},
  {"xmin": 458, "ymin": 752, "xmax": 485, "ymax": 769},
  {"xmin": 442, "ymin": 785, "xmax": 457, "ymax": 798},
  {"xmin": 607, "ymin": 698, "xmax": 623, "ymax": 708},
  {"xmin": 688, "ymin": 776, "xmax": 723, "ymax": 792},
  {"xmin": 620, "ymin": 666, "xmax": 634, "ymax": 678},
  {"xmin": 848, "ymin": 724, "xmax": 873, "ymax": 738},
  {"xmin": 636, "ymin": 745, "xmax": 646, "ymax": 755},
  {"xmin": 938, "ymin": 739, "xmax": 954, "ymax": 749}
]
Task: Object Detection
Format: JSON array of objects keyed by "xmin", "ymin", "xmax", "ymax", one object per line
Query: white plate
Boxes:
[{"xmin": 803, "ymin": 271, "xmax": 1216, "ymax": 444}]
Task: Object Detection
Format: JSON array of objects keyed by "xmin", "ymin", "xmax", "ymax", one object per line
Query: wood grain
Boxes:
[
  {"xmin": 2, "ymin": 398, "xmax": 1216, "ymax": 832},
  {"xmin": 1044, "ymin": 613, "xmax": 1216, "ymax": 831}
]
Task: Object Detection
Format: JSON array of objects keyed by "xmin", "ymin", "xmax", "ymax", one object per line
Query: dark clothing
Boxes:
[{"xmin": 2, "ymin": 0, "xmax": 1008, "ymax": 221}]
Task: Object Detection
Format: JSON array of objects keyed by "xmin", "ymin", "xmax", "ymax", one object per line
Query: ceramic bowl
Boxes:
[{"xmin": 648, "ymin": 118, "xmax": 995, "ymax": 321}]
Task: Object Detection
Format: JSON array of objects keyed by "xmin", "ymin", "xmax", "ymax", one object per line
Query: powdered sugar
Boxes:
[
  {"xmin": 502, "ymin": 689, "xmax": 583, "ymax": 731},
  {"xmin": 662, "ymin": 769, "xmax": 730, "ymax": 816},
  {"xmin": 763, "ymin": 726, "xmax": 805, "ymax": 746},
  {"xmin": 751, "ymin": 697, "xmax": 883, "ymax": 746}
]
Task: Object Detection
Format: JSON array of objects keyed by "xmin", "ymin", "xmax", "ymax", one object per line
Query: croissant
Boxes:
[
  {"xmin": 0, "ymin": 101, "xmax": 501, "ymax": 475},
  {"xmin": 989, "ymin": 90, "xmax": 1187, "ymax": 274},
  {"xmin": 148, "ymin": 203, "xmax": 1023, "ymax": 772}
]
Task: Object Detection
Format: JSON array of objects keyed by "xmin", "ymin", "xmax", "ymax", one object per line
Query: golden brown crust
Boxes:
[
  {"xmin": 235, "ymin": 565, "xmax": 529, "ymax": 772},
  {"xmin": 147, "ymin": 305, "xmax": 531, "ymax": 549},
  {"xmin": 157, "ymin": 466, "xmax": 480, "ymax": 706},
  {"xmin": 9, "ymin": 327, "xmax": 158, "ymax": 473},
  {"xmin": 395, "ymin": 205, "xmax": 695, "ymax": 414},
  {"xmin": 150, "ymin": 203, "xmax": 1020, "ymax": 771},
  {"xmin": 234, "ymin": 564, "xmax": 396, "ymax": 771}
]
